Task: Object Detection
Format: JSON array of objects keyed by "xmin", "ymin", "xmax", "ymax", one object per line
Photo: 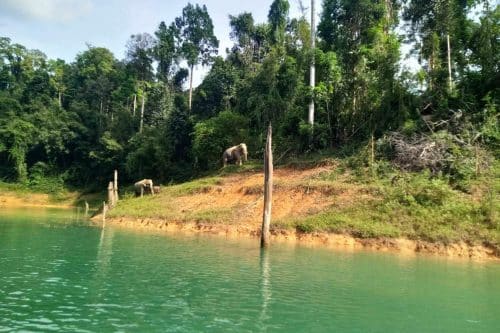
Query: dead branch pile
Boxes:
[{"xmin": 386, "ymin": 132, "xmax": 453, "ymax": 173}]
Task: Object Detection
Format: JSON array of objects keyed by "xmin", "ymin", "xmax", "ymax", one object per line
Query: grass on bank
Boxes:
[
  {"xmin": 0, "ymin": 179, "xmax": 105, "ymax": 209},
  {"xmin": 107, "ymin": 169, "xmax": 248, "ymax": 222},
  {"xmin": 108, "ymin": 155, "xmax": 499, "ymax": 251},
  {"xmin": 276, "ymin": 159, "xmax": 499, "ymax": 250},
  {"xmin": 276, "ymin": 176, "xmax": 498, "ymax": 246}
]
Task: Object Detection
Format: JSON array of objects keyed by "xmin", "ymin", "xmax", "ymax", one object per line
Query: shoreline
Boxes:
[
  {"xmin": 0, "ymin": 202, "xmax": 74, "ymax": 209},
  {"xmin": 0, "ymin": 195, "xmax": 74, "ymax": 209},
  {"xmin": 96, "ymin": 216, "xmax": 499, "ymax": 261}
]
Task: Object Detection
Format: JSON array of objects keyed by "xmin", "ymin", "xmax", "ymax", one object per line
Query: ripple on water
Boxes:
[{"xmin": 44, "ymin": 277, "xmax": 63, "ymax": 283}]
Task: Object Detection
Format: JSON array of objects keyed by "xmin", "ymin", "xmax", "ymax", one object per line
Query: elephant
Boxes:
[
  {"xmin": 153, "ymin": 186, "xmax": 161, "ymax": 194},
  {"xmin": 223, "ymin": 143, "xmax": 248, "ymax": 167},
  {"xmin": 134, "ymin": 179, "xmax": 154, "ymax": 197}
]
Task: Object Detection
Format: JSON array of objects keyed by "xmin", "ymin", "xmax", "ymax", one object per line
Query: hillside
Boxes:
[{"xmin": 105, "ymin": 159, "xmax": 499, "ymax": 259}]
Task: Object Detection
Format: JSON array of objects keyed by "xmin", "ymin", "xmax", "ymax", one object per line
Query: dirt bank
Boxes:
[{"xmin": 93, "ymin": 216, "xmax": 499, "ymax": 261}]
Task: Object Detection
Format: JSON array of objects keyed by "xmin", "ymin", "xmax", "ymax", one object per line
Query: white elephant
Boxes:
[
  {"xmin": 222, "ymin": 143, "xmax": 248, "ymax": 167},
  {"xmin": 134, "ymin": 179, "xmax": 154, "ymax": 196}
]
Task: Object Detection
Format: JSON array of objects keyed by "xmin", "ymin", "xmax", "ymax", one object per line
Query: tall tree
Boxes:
[
  {"xmin": 125, "ymin": 33, "xmax": 155, "ymax": 82},
  {"xmin": 229, "ymin": 12, "xmax": 256, "ymax": 68},
  {"xmin": 175, "ymin": 3, "xmax": 219, "ymax": 110},
  {"xmin": 403, "ymin": 0, "xmax": 471, "ymax": 99},
  {"xmin": 318, "ymin": 0, "xmax": 401, "ymax": 140},
  {"xmin": 192, "ymin": 57, "xmax": 238, "ymax": 119},
  {"xmin": 48, "ymin": 59, "xmax": 68, "ymax": 107},
  {"xmin": 268, "ymin": 0, "xmax": 290, "ymax": 45},
  {"xmin": 154, "ymin": 22, "xmax": 178, "ymax": 82}
]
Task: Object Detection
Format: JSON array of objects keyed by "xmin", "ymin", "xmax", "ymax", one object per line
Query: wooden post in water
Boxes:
[
  {"xmin": 261, "ymin": 124, "xmax": 273, "ymax": 248},
  {"xmin": 114, "ymin": 170, "xmax": 119, "ymax": 203},
  {"xmin": 102, "ymin": 201, "xmax": 107, "ymax": 227},
  {"xmin": 108, "ymin": 181, "xmax": 114, "ymax": 208},
  {"xmin": 84, "ymin": 201, "xmax": 89, "ymax": 218}
]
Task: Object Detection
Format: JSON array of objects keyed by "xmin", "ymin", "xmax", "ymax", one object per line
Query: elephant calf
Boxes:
[
  {"xmin": 223, "ymin": 143, "xmax": 248, "ymax": 167},
  {"xmin": 134, "ymin": 179, "xmax": 154, "ymax": 197}
]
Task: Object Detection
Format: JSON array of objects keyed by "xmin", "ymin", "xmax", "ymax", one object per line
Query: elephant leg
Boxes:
[{"xmin": 235, "ymin": 152, "xmax": 242, "ymax": 166}]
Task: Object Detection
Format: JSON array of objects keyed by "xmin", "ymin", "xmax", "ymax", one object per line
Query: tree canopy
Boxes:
[{"xmin": 0, "ymin": 0, "xmax": 497, "ymax": 187}]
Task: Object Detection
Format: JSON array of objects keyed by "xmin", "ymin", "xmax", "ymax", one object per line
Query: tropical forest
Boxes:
[
  {"xmin": 1, "ymin": 0, "xmax": 500, "ymax": 331},
  {"xmin": 0, "ymin": 0, "xmax": 498, "ymax": 252}
]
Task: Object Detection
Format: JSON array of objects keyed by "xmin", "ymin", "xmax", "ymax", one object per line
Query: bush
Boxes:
[
  {"xmin": 193, "ymin": 111, "xmax": 250, "ymax": 170},
  {"xmin": 28, "ymin": 162, "xmax": 65, "ymax": 194},
  {"xmin": 387, "ymin": 172, "xmax": 453, "ymax": 207}
]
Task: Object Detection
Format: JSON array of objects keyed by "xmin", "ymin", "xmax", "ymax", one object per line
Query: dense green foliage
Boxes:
[{"xmin": 0, "ymin": 0, "xmax": 498, "ymax": 190}]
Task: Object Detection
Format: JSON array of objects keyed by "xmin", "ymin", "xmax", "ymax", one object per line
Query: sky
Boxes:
[{"xmin": 0, "ymin": 0, "xmax": 304, "ymax": 86}]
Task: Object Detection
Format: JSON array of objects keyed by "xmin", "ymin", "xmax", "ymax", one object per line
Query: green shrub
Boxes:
[
  {"xmin": 387, "ymin": 172, "xmax": 453, "ymax": 207},
  {"xmin": 193, "ymin": 111, "xmax": 250, "ymax": 170},
  {"xmin": 295, "ymin": 222, "xmax": 316, "ymax": 233},
  {"xmin": 28, "ymin": 162, "xmax": 65, "ymax": 194},
  {"xmin": 401, "ymin": 119, "xmax": 420, "ymax": 136}
]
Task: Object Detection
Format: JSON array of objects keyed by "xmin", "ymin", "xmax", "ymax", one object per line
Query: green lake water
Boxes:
[{"xmin": 0, "ymin": 208, "xmax": 499, "ymax": 332}]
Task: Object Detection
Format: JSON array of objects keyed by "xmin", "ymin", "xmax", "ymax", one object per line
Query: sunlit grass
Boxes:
[
  {"xmin": 275, "ymin": 167, "xmax": 499, "ymax": 250},
  {"xmin": 108, "ymin": 156, "xmax": 499, "ymax": 252},
  {"xmin": 163, "ymin": 176, "xmax": 223, "ymax": 196},
  {"xmin": 0, "ymin": 180, "xmax": 98, "ymax": 207}
]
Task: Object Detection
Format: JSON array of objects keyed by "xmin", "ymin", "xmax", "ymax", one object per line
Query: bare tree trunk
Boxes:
[
  {"xmin": 447, "ymin": 33, "xmax": 453, "ymax": 92},
  {"xmin": 113, "ymin": 170, "xmax": 118, "ymax": 204},
  {"xmin": 58, "ymin": 91, "xmax": 62, "ymax": 108},
  {"xmin": 428, "ymin": 56, "xmax": 434, "ymax": 91},
  {"xmin": 308, "ymin": 0, "xmax": 315, "ymax": 126},
  {"xmin": 133, "ymin": 94, "xmax": 137, "ymax": 116},
  {"xmin": 140, "ymin": 93, "xmax": 145, "ymax": 133},
  {"xmin": 384, "ymin": 0, "xmax": 392, "ymax": 33},
  {"xmin": 189, "ymin": 64, "xmax": 194, "ymax": 111},
  {"xmin": 261, "ymin": 124, "xmax": 273, "ymax": 248}
]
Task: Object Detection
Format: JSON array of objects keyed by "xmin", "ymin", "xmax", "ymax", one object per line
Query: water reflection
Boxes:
[
  {"xmin": 258, "ymin": 248, "xmax": 272, "ymax": 332},
  {"xmin": 96, "ymin": 225, "xmax": 115, "ymax": 279}
]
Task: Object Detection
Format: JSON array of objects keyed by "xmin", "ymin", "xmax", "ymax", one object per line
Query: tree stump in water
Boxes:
[
  {"xmin": 261, "ymin": 124, "xmax": 273, "ymax": 248},
  {"xmin": 108, "ymin": 181, "xmax": 115, "ymax": 207}
]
